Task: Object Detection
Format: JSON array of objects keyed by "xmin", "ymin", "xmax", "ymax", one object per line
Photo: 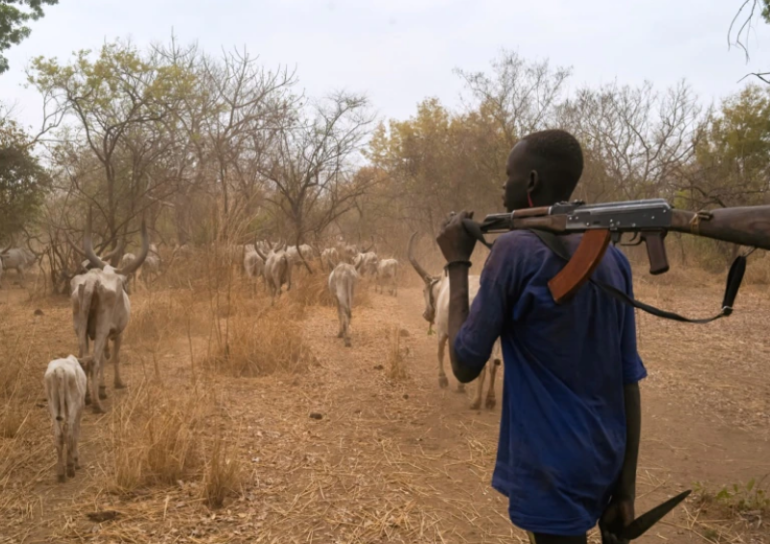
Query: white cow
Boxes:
[
  {"xmin": 375, "ymin": 258, "xmax": 399, "ymax": 296},
  {"xmin": 140, "ymin": 243, "xmax": 161, "ymax": 283},
  {"xmin": 353, "ymin": 251, "xmax": 379, "ymax": 277},
  {"xmin": 407, "ymin": 233, "xmax": 502, "ymax": 410},
  {"xmin": 328, "ymin": 262, "xmax": 361, "ymax": 347},
  {"xmin": 72, "ymin": 218, "xmax": 149, "ymax": 413},
  {"xmin": 338, "ymin": 243, "xmax": 359, "ymax": 264},
  {"xmin": 254, "ymin": 243, "xmax": 291, "ymax": 300},
  {"xmin": 285, "ymin": 244, "xmax": 315, "ymax": 268},
  {"xmin": 0, "ymin": 247, "xmax": 35, "ymax": 284},
  {"xmin": 44, "ymin": 355, "xmax": 90, "ymax": 482},
  {"xmin": 321, "ymin": 247, "xmax": 340, "ymax": 272},
  {"xmin": 243, "ymin": 244, "xmax": 265, "ymax": 280}
]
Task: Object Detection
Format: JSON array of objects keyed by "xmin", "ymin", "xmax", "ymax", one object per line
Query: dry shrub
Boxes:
[
  {"xmin": 288, "ymin": 269, "xmax": 333, "ymax": 307},
  {"xmin": 387, "ymin": 326, "xmax": 408, "ymax": 381},
  {"xmin": 203, "ymin": 433, "xmax": 243, "ymax": 509},
  {"xmin": 0, "ymin": 323, "xmax": 44, "ymax": 479},
  {"xmin": 108, "ymin": 380, "xmax": 204, "ymax": 492},
  {"xmin": 126, "ymin": 289, "xmax": 204, "ymax": 344},
  {"xmin": 0, "ymin": 406, "xmax": 27, "ymax": 439},
  {"xmin": 742, "ymin": 256, "xmax": 770, "ymax": 285},
  {"xmin": 204, "ymin": 303, "xmax": 312, "ymax": 377}
]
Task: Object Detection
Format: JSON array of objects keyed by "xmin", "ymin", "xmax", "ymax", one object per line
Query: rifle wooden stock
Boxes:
[
  {"xmin": 548, "ymin": 230, "xmax": 611, "ymax": 303},
  {"xmin": 670, "ymin": 207, "xmax": 770, "ymax": 250}
]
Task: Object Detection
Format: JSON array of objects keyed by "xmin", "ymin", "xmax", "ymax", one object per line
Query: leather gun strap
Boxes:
[{"xmin": 528, "ymin": 229, "xmax": 744, "ymax": 324}]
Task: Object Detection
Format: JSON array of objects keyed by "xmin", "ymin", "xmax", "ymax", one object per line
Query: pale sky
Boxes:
[{"xmin": 1, "ymin": 0, "xmax": 769, "ymax": 132}]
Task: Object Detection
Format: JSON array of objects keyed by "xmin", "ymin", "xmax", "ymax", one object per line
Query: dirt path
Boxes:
[{"xmin": 1, "ymin": 280, "xmax": 769, "ymax": 543}]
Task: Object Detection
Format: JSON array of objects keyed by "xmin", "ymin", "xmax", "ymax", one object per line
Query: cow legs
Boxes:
[
  {"xmin": 437, "ymin": 333, "xmax": 449, "ymax": 388},
  {"xmin": 469, "ymin": 366, "xmax": 487, "ymax": 410},
  {"xmin": 342, "ymin": 308, "xmax": 351, "ymax": 348},
  {"xmin": 336, "ymin": 303, "xmax": 344, "ymax": 339},
  {"xmin": 112, "ymin": 334, "xmax": 125, "ymax": 389},
  {"xmin": 54, "ymin": 423, "xmax": 66, "ymax": 482},
  {"xmin": 90, "ymin": 336, "xmax": 107, "ymax": 413},
  {"xmin": 66, "ymin": 425, "xmax": 76, "ymax": 478},
  {"xmin": 485, "ymin": 358, "xmax": 501, "ymax": 409},
  {"xmin": 72, "ymin": 409, "xmax": 82, "ymax": 470}
]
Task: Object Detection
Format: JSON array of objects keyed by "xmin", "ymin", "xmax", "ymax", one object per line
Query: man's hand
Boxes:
[
  {"xmin": 436, "ymin": 210, "xmax": 476, "ymax": 263},
  {"xmin": 599, "ymin": 496, "xmax": 635, "ymax": 544}
]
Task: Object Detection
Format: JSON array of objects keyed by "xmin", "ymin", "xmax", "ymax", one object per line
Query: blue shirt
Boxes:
[{"xmin": 454, "ymin": 230, "xmax": 647, "ymax": 536}]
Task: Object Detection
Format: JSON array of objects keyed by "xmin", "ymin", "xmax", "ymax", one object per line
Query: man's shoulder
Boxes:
[{"xmin": 493, "ymin": 230, "xmax": 544, "ymax": 251}]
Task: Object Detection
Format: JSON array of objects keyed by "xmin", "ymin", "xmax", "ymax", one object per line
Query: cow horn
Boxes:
[
  {"xmin": 84, "ymin": 210, "xmax": 107, "ymax": 270},
  {"xmin": 118, "ymin": 221, "xmax": 149, "ymax": 276},
  {"xmin": 254, "ymin": 243, "xmax": 268, "ymax": 261},
  {"xmin": 407, "ymin": 232, "xmax": 433, "ymax": 284}
]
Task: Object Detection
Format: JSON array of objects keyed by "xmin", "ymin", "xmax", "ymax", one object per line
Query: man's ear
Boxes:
[{"xmin": 527, "ymin": 170, "xmax": 540, "ymax": 193}]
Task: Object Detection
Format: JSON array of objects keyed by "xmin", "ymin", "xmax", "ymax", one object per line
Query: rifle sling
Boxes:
[{"xmin": 527, "ymin": 229, "xmax": 746, "ymax": 324}]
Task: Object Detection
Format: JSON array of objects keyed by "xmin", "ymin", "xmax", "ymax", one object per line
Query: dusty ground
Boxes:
[{"xmin": 0, "ymin": 267, "xmax": 768, "ymax": 544}]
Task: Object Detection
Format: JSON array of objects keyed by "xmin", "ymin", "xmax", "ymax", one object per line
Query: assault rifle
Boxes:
[{"xmin": 462, "ymin": 198, "xmax": 770, "ymax": 322}]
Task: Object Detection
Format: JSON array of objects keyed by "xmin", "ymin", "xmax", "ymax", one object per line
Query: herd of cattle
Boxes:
[{"xmin": 0, "ymin": 228, "xmax": 501, "ymax": 484}]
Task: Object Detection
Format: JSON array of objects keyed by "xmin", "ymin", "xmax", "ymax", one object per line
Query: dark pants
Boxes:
[{"xmin": 527, "ymin": 532, "xmax": 587, "ymax": 544}]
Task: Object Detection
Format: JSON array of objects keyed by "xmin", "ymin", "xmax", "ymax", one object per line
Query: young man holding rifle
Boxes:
[{"xmin": 436, "ymin": 129, "xmax": 645, "ymax": 544}]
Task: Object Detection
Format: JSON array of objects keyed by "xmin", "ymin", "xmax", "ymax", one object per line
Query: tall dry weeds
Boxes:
[
  {"xmin": 0, "ymin": 317, "xmax": 49, "ymax": 484},
  {"xmin": 203, "ymin": 301, "xmax": 312, "ymax": 377},
  {"xmin": 107, "ymin": 380, "xmax": 205, "ymax": 492},
  {"xmin": 202, "ymin": 432, "xmax": 243, "ymax": 509}
]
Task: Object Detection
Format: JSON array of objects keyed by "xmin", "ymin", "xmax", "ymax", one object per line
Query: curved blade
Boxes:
[{"xmin": 622, "ymin": 489, "xmax": 691, "ymax": 540}]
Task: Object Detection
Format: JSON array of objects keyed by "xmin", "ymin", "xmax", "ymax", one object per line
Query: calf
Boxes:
[
  {"xmin": 44, "ymin": 355, "xmax": 91, "ymax": 482},
  {"xmin": 328, "ymin": 262, "xmax": 361, "ymax": 347}
]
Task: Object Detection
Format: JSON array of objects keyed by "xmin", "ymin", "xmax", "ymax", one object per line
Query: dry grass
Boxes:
[
  {"xmin": 387, "ymin": 325, "xmax": 409, "ymax": 381},
  {"xmin": 125, "ymin": 289, "xmax": 204, "ymax": 345},
  {"xmin": 288, "ymin": 265, "xmax": 334, "ymax": 307},
  {"xmin": 0, "ymin": 406, "xmax": 26, "ymax": 439},
  {"xmin": 202, "ymin": 432, "xmax": 243, "ymax": 509},
  {"xmin": 1, "ymin": 254, "xmax": 769, "ymax": 543},
  {"xmin": 203, "ymin": 302, "xmax": 313, "ymax": 377},
  {"xmin": 107, "ymin": 380, "xmax": 205, "ymax": 492}
]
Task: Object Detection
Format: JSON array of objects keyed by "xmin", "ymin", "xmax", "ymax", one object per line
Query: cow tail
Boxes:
[
  {"xmin": 345, "ymin": 281, "xmax": 353, "ymax": 320},
  {"xmin": 54, "ymin": 368, "xmax": 66, "ymax": 422}
]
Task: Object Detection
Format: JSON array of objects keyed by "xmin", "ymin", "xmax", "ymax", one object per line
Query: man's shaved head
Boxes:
[{"xmin": 503, "ymin": 129, "xmax": 584, "ymax": 212}]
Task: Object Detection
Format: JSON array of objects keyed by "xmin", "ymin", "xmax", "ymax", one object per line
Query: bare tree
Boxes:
[
  {"xmin": 456, "ymin": 49, "xmax": 572, "ymax": 148},
  {"xmin": 558, "ymin": 81, "xmax": 702, "ymax": 202},
  {"xmin": 258, "ymin": 92, "xmax": 376, "ymax": 269}
]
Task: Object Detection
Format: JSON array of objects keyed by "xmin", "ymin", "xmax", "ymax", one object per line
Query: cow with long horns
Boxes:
[
  {"xmin": 254, "ymin": 241, "xmax": 291, "ymax": 300},
  {"xmin": 71, "ymin": 213, "xmax": 149, "ymax": 413},
  {"xmin": 407, "ymin": 232, "xmax": 501, "ymax": 410}
]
